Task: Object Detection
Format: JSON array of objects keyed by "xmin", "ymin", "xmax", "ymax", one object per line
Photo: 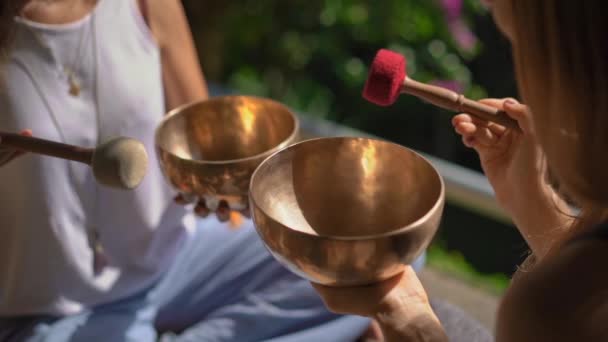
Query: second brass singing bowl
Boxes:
[
  {"xmin": 155, "ymin": 95, "xmax": 298, "ymax": 210},
  {"xmin": 250, "ymin": 137, "xmax": 445, "ymax": 286}
]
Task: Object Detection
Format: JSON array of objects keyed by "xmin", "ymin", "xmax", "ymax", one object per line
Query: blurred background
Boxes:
[{"xmin": 182, "ymin": 0, "xmax": 528, "ymax": 294}]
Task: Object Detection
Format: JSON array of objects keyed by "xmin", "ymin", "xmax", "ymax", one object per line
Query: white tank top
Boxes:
[{"xmin": 0, "ymin": 0, "xmax": 195, "ymax": 316}]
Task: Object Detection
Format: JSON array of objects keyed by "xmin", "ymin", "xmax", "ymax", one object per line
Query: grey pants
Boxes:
[{"xmin": 431, "ymin": 298, "xmax": 493, "ymax": 342}]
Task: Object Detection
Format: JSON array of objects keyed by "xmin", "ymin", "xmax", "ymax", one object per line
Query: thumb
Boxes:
[
  {"xmin": 20, "ymin": 129, "xmax": 33, "ymax": 137},
  {"xmin": 0, "ymin": 130, "xmax": 32, "ymax": 144},
  {"xmin": 502, "ymin": 99, "xmax": 534, "ymax": 135}
]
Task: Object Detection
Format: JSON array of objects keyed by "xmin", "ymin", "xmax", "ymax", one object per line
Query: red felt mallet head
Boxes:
[
  {"xmin": 362, "ymin": 49, "xmax": 521, "ymax": 131},
  {"xmin": 362, "ymin": 49, "xmax": 406, "ymax": 106}
]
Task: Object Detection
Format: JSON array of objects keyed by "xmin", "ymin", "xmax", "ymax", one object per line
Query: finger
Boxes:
[
  {"xmin": 462, "ymin": 136, "xmax": 496, "ymax": 158},
  {"xmin": 453, "ymin": 117, "xmax": 500, "ymax": 147},
  {"xmin": 453, "ymin": 113, "xmax": 506, "ymax": 137},
  {"xmin": 502, "ymin": 99, "xmax": 533, "ymax": 135},
  {"xmin": 216, "ymin": 200, "xmax": 231, "ymax": 222},
  {"xmin": 0, "ymin": 129, "xmax": 32, "ymax": 143},
  {"xmin": 478, "ymin": 98, "xmax": 513, "ymax": 108},
  {"xmin": 239, "ymin": 207, "xmax": 251, "ymax": 218},
  {"xmin": 456, "ymin": 121, "xmax": 499, "ymax": 147},
  {"xmin": 15, "ymin": 129, "xmax": 33, "ymax": 153},
  {"xmin": 0, "ymin": 130, "xmax": 32, "ymax": 166},
  {"xmin": 0, "ymin": 129, "xmax": 33, "ymax": 154},
  {"xmin": 174, "ymin": 193, "xmax": 196, "ymax": 205},
  {"xmin": 453, "ymin": 120, "xmax": 477, "ymax": 136},
  {"xmin": 462, "ymin": 136, "xmax": 476, "ymax": 148},
  {"xmin": 228, "ymin": 211, "xmax": 244, "ymax": 229},
  {"xmin": 479, "ymin": 98, "xmax": 532, "ymax": 134},
  {"xmin": 174, "ymin": 194, "xmax": 188, "ymax": 205},
  {"xmin": 194, "ymin": 200, "xmax": 210, "ymax": 218}
]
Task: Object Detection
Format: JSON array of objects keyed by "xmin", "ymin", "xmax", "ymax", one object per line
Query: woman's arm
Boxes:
[
  {"xmin": 139, "ymin": 0, "xmax": 208, "ymax": 111},
  {"xmin": 374, "ymin": 301, "xmax": 447, "ymax": 342},
  {"xmin": 453, "ymin": 99, "xmax": 574, "ymax": 258},
  {"xmin": 497, "ymin": 238, "xmax": 608, "ymax": 342},
  {"xmin": 312, "ymin": 267, "xmax": 448, "ymax": 342}
]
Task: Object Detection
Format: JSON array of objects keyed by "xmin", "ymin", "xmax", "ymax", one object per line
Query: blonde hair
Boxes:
[{"xmin": 508, "ymin": 1, "xmax": 608, "ymax": 241}]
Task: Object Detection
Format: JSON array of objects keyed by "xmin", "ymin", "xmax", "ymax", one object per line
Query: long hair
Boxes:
[
  {"xmin": 0, "ymin": 0, "xmax": 28, "ymax": 58},
  {"xmin": 507, "ymin": 1, "xmax": 608, "ymax": 245}
]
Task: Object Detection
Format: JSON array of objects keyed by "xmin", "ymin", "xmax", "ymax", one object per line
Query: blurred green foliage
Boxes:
[
  {"xmin": 182, "ymin": 0, "xmax": 519, "ymax": 172},
  {"xmin": 185, "ymin": 0, "xmax": 487, "ymax": 122},
  {"xmin": 428, "ymin": 244, "xmax": 509, "ymax": 295}
]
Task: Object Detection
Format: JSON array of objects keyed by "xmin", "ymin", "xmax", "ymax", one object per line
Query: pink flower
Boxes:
[
  {"xmin": 448, "ymin": 20, "xmax": 478, "ymax": 51},
  {"xmin": 437, "ymin": 0, "xmax": 478, "ymax": 51},
  {"xmin": 440, "ymin": 0, "xmax": 463, "ymax": 20}
]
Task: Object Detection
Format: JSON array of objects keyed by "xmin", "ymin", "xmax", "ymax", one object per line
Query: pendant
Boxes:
[{"xmin": 67, "ymin": 71, "xmax": 80, "ymax": 97}]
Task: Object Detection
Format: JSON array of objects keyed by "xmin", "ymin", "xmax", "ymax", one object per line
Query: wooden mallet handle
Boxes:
[
  {"xmin": 403, "ymin": 78, "xmax": 520, "ymax": 131},
  {"xmin": 0, "ymin": 131, "xmax": 93, "ymax": 164}
]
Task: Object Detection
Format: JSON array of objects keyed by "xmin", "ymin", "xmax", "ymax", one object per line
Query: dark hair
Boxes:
[{"xmin": 0, "ymin": 0, "xmax": 28, "ymax": 56}]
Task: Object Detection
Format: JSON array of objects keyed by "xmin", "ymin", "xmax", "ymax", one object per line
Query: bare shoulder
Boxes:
[
  {"xmin": 496, "ymin": 239, "xmax": 608, "ymax": 342},
  {"xmin": 136, "ymin": 0, "xmax": 190, "ymax": 48}
]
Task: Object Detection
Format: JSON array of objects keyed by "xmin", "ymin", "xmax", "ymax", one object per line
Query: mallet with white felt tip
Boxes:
[
  {"xmin": 0, "ymin": 131, "xmax": 148, "ymax": 190},
  {"xmin": 363, "ymin": 49, "xmax": 521, "ymax": 132}
]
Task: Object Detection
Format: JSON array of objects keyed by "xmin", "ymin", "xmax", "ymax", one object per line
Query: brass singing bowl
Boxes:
[
  {"xmin": 250, "ymin": 137, "xmax": 445, "ymax": 286},
  {"xmin": 155, "ymin": 95, "xmax": 299, "ymax": 210}
]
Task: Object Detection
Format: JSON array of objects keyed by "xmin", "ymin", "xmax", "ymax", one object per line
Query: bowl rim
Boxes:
[
  {"xmin": 249, "ymin": 136, "xmax": 446, "ymax": 241},
  {"xmin": 154, "ymin": 95, "xmax": 300, "ymax": 165}
]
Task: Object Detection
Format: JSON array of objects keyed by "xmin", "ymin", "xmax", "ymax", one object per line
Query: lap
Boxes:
[
  {"xmin": 0, "ymin": 292, "xmax": 156, "ymax": 342},
  {"xmin": 1, "ymin": 219, "xmax": 369, "ymax": 341},
  {"xmin": 1, "ymin": 217, "xmax": 430, "ymax": 342},
  {"xmin": 431, "ymin": 298, "xmax": 493, "ymax": 342},
  {"xmin": 153, "ymin": 218, "xmax": 371, "ymax": 341}
]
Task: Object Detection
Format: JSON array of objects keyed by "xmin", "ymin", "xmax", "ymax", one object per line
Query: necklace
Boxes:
[
  {"xmin": 20, "ymin": 15, "xmax": 89, "ymax": 97},
  {"xmin": 13, "ymin": 13, "xmax": 108, "ymax": 276},
  {"xmin": 65, "ymin": 30, "xmax": 86, "ymax": 96}
]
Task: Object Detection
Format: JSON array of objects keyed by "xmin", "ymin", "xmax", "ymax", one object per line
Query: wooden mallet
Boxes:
[
  {"xmin": 0, "ymin": 131, "xmax": 148, "ymax": 190},
  {"xmin": 363, "ymin": 49, "xmax": 520, "ymax": 131}
]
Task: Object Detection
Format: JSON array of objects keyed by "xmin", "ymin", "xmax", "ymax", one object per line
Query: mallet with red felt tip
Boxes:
[{"xmin": 363, "ymin": 49, "xmax": 521, "ymax": 132}]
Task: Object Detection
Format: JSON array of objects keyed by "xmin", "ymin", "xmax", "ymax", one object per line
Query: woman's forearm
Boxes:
[
  {"xmin": 507, "ymin": 182, "xmax": 574, "ymax": 259},
  {"xmin": 374, "ymin": 302, "xmax": 448, "ymax": 342}
]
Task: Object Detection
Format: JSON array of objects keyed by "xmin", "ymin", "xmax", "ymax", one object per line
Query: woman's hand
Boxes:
[
  {"xmin": 0, "ymin": 129, "xmax": 32, "ymax": 167},
  {"xmin": 312, "ymin": 267, "xmax": 428, "ymax": 317},
  {"xmin": 174, "ymin": 194, "xmax": 250, "ymax": 223},
  {"xmin": 312, "ymin": 267, "xmax": 447, "ymax": 342},
  {"xmin": 453, "ymin": 98, "xmax": 573, "ymax": 257},
  {"xmin": 453, "ymin": 98, "xmax": 542, "ymax": 209}
]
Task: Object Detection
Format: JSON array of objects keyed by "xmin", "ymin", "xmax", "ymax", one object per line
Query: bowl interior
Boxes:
[
  {"xmin": 156, "ymin": 96, "xmax": 297, "ymax": 162},
  {"xmin": 251, "ymin": 138, "xmax": 443, "ymax": 238}
]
